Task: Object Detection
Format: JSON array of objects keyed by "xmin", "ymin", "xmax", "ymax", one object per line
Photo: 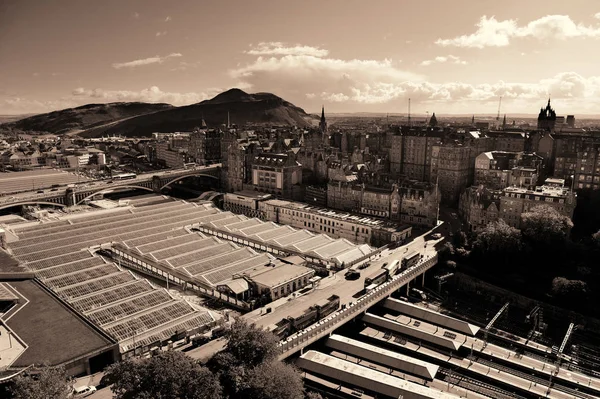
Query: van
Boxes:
[{"xmin": 72, "ymin": 385, "xmax": 96, "ymax": 397}]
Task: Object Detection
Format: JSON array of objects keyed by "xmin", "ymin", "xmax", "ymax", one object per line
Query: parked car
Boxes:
[
  {"xmin": 72, "ymin": 385, "xmax": 96, "ymax": 397},
  {"xmin": 432, "ymin": 233, "xmax": 442, "ymax": 239}
]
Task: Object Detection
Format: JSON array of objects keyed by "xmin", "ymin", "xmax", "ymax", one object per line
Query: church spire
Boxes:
[
  {"xmin": 319, "ymin": 105, "xmax": 328, "ymax": 135},
  {"xmin": 200, "ymin": 113, "xmax": 207, "ymax": 129},
  {"xmin": 502, "ymin": 114, "xmax": 506, "ymax": 128}
]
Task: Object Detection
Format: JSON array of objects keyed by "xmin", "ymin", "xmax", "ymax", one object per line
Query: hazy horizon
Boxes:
[{"xmin": 2, "ymin": 0, "xmax": 600, "ymax": 116}]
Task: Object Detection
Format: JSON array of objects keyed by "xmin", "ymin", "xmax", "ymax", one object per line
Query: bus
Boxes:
[
  {"xmin": 383, "ymin": 260, "xmax": 400, "ymax": 277},
  {"xmin": 113, "ymin": 173, "xmax": 137, "ymax": 180},
  {"xmin": 401, "ymin": 251, "xmax": 421, "ymax": 269},
  {"xmin": 364, "ymin": 269, "xmax": 388, "ymax": 289}
]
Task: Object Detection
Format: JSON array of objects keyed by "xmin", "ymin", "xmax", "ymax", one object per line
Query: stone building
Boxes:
[
  {"xmin": 574, "ymin": 143, "xmax": 600, "ymax": 190},
  {"xmin": 251, "ymin": 152, "xmax": 303, "ymax": 200},
  {"xmin": 498, "ymin": 178, "xmax": 577, "ymax": 229},
  {"xmin": 458, "ymin": 185, "xmax": 501, "ymax": 232},
  {"xmin": 430, "ymin": 142, "xmax": 471, "ymax": 205},
  {"xmin": 474, "ymin": 151, "xmax": 543, "ymax": 190}
]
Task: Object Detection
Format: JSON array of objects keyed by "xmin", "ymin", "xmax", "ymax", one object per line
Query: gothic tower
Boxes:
[{"xmin": 319, "ymin": 106, "xmax": 328, "ymax": 134}]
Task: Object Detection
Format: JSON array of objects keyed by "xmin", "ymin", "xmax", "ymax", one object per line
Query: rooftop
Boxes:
[
  {"xmin": 247, "ymin": 263, "xmax": 313, "ymax": 288},
  {"xmin": 3, "ymin": 280, "xmax": 114, "ymax": 368}
]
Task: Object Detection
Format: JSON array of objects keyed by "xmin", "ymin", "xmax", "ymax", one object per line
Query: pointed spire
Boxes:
[
  {"xmin": 200, "ymin": 113, "xmax": 207, "ymax": 129},
  {"xmin": 472, "ymin": 115, "xmax": 475, "ymax": 124},
  {"xmin": 502, "ymin": 114, "xmax": 507, "ymax": 128},
  {"xmin": 321, "ymin": 105, "xmax": 325, "ymax": 120}
]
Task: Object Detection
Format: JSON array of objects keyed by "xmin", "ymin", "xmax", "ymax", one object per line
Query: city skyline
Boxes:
[{"xmin": 2, "ymin": 0, "xmax": 600, "ymax": 115}]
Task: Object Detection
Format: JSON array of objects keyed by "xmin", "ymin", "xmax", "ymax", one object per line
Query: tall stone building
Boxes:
[
  {"xmin": 537, "ymin": 99, "xmax": 557, "ymax": 131},
  {"xmin": 575, "ymin": 143, "xmax": 600, "ymax": 190},
  {"xmin": 397, "ymin": 127, "xmax": 443, "ymax": 181},
  {"xmin": 430, "ymin": 142, "xmax": 472, "ymax": 204},
  {"xmin": 251, "ymin": 152, "xmax": 303, "ymax": 200},
  {"xmin": 189, "ymin": 128, "xmax": 221, "ymax": 165}
]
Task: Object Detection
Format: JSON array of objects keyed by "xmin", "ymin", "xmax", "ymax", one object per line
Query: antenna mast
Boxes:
[{"xmin": 496, "ymin": 96, "xmax": 502, "ymax": 121}]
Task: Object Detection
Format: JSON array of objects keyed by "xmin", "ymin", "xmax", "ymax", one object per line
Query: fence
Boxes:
[{"xmin": 277, "ymin": 254, "xmax": 438, "ymax": 360}]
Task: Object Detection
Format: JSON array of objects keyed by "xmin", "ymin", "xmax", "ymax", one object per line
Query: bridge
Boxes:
[
  {"xmin": 277, "ymin": 254, "xmax": 438, "ymax": 360},
  {"xmin": 0, "ymin": 164, "xmax": 221, "ymax": 210}
]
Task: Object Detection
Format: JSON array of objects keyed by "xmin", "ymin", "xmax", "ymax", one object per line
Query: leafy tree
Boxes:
[
  {"xmin": 223, "ymin": 318, "xmax": 279, "ymax": 367},
  {"xmin": 306, "ymin": 392, "xmax": 325, "ymax": 399},
  {"xmin": 521, "ymin": 205, "xmax": 573, "ymax": 245},
  {"xmin": 446, "ymin": 260, "xmax": 457, "ymax": 269},
  {"xmin": 208, "ymin": 319, "xmax": 305, "ymax": 399},
  {"xmin": 238, "ymin": 361, "xmax": 304, "ymax": 399},
  {"xmin": 104, "ymin": 351, "xmax": 221, "ymax": 399},
  {"xmin": 10, "ymin": 366, "xmax": 72, "ymax": 399},
  {"xmin": 472, "ymin": 220, "xmax": 523, "ymax": 265},
  {"xmin": 551, "ymin": 277, "xmax": 588, "ymax": 298}
]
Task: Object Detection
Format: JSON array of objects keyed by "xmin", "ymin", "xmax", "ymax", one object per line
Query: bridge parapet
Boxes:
[{"xmin": 277, "ymin": 254, "xmax": 438, "ymax": 360}]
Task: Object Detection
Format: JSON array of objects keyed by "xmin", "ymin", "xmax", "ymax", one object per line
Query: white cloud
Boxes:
[
  {"xmin": 169, "ymin": 61, "xmax": 202, "ymax": 72},
  {"xmin": 156, "ymin": 31, "xmax": 167, "ymax": 37},
  {"xmin": 112, "ymin": 53, "xmax": 182, "ymax": 69},
  {"xmin": 321, "ymin": 92, "xmax": 350, "ymax": 102},
  {"xmin": 595, "ymin": 12, "xmax": 600, "ymax": 19},
  {"xmin": 230, "ymin": 45, "xmax": 600, "ymax": 112},
  {"xmin": 70, "ymin": 86, "xmax": 219, "ymax": 105},
  {"xmin": 165, "ymin": 16, "xmax": 171, "ymax": 22},
  {"xmin": 245, "ymin": 42, "xmax": 329, "ymax": 57},
  {"xmin": 420, "ymin": 55, "xmax": 467, "ymax": 66},
  {"xmin": 436, "ymin": 14, "xmax": 600, "ymax": 48}
]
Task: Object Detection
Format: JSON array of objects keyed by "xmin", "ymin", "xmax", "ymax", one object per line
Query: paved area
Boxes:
[{"xmin": 186, "ymin": 228, "xmax": 443, "ymax": 361}]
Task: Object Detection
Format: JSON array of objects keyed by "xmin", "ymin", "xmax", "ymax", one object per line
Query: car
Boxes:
[
  {"xmin": 358, "ymin": 263, "xmax": 369, "ymax": 270},
  {"xmin": 345, "ymin": 270, "xmax": 361, "ymax": 280},
  {"xmin": 432, "ymin": 233, "xmax": 442, "ymax": 239},
  {"xmin": 72, "ymin": 385, "xmax": 97, "ymax": 397},
  {"xmin": 36, "ymin": 190, "xmax": 44, "ymax": 193}
]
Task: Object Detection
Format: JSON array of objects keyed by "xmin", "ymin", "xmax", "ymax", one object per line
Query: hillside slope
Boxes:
[
  {"xmin": 78, "ymin": 89, "xmax": 315, "ymax": 137},
  {"xmin": 3, "ymin": 102, "xmax": 174, "ymax": 134}
]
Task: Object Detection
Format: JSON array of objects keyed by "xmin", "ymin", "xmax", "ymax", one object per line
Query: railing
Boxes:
[{"xmin": 277, "ymin": 254, "xmax": 438, "ymax": 359}]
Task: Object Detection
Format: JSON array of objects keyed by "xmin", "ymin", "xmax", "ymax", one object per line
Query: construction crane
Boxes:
[{"xmin": 496, "ymin": 96, "xmax": 502, "ymax": 121}]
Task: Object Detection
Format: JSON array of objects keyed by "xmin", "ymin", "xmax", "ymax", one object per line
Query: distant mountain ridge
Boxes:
[
  {"xmin": 2, "ymin": 102, "xmax": 174, "ymax": 134},
  {"xmin": 78, "ymin": 88, "xmax": 316, "ymax": 137}
]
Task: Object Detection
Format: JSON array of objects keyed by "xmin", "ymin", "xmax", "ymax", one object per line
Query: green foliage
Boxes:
[
  {"xmin": 237, "ymin": 361, "xmax": 305, "ymax": 399},
  {"xmin": 472, "ymin": 219, "xmax": 522, "ymax": 265},
  {"xmin": 223, "ymin": 318, "xmax": 279, "ymax": 367},
  {"xmin": 551, "ymin": 277, "xmax": 588, "ymax": 301},
  {"xmin": 208, "ymin": 319, "xmax": 306, "ymax": 399},
  {"xmin": 10, "ymin": 366, "xmax": 72, "ymax": 399},
  {"xmin": 105, "ymin": 351, "xmax": 221, "ymax": 399},
  {"xmin": 521, "ymin": 205, "xmax": 573, "ymax": 245}
]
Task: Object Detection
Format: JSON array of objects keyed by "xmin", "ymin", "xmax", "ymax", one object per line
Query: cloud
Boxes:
[
  {"xmin": 595, "ymin": 12, "xmax": 600, "ymax": 19},
  {"xmin": 112, "ymin": 53, "xmax": 182, "ymax": 69},
  {"xmin": 165, "ymin": 16, "xmax": 171, "ymax": 22},
  {"xmin": 230, "ymin": 45, "xmax": 600, "ymax": 112},
  {"xmin": 245, "ymin": 42, "xmax": 329, "ymax": 57},
  {"xmin": 420, "ymin": 55, "xmax": 467, "ymax": 66},
  {"xmin": 69, "ymin": 86, "xmax": 217, "ymax": 105},
  {"xmin": 156, "ymin": 31, "xmax": 167, "ymax": 37},
  {"xmin": 170, "ymin": 61, "xmax": 202, "ymax": 72},
  {"xmin": 436, "ymin": 14, "xmax": 600, "ymax": 48}
]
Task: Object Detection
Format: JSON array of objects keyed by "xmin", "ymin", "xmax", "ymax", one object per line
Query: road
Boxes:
[{"xmin": 185, "ymin": 227, "xmax": 443, "ymax": 361}]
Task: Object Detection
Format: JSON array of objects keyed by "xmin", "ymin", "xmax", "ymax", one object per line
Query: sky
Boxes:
[{"xmin": 2, "ymin": 0, "xmax": 600, "ymax": 116}]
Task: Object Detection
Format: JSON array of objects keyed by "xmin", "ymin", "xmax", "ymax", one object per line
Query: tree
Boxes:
[
  {"xmin": 10, "ymin": 366, "xmax": 72, "ymax": 399},
  {"xmin": 208, "ymin": 319, "xmax": 306, "ymax": 399},
  {"xmin": 223, "ymin": 318, "xmax": 279, "ymax": 367},
  {"xmin": 551, "ymin": 277, "xmax": 587, "ymax": 296},
  {"xmin": 104, "ymin": 351, "xmax": 221, "ymax": 399},
  {"xmin": 521, "ymin": 205, "xmax": 573, "ymax": 245},
  {"xmin": 238, "ymin": 361, "xmax": 304, "ymax": 399},
  {"xmin": 472, "ymin": 219, "xmax": 523, "ymax": 265}
]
